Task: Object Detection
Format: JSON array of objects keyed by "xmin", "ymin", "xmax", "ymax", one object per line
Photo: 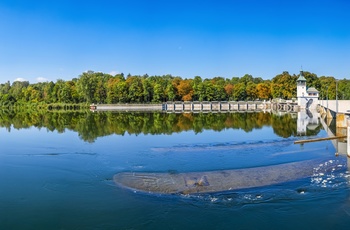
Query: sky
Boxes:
[{"xmin": 0, "ymin": 0, "xmax": 350, "ymax": 84}]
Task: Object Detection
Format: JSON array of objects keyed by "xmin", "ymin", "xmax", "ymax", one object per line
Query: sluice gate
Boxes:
[
  {"xmin": 163, "ymin": 101, "xmax": 272, "ymax": 112},
  {"xmin": 90, "ymin": 101, "xmax": 299, "ymax": 113},
  {"xmin": 163, "ymin": 101, "xmax": 299, "ymax": 113}
]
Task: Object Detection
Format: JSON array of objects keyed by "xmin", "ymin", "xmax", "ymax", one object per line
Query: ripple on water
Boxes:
[
  {"xmin": 151, "ymin": 138, "xmax": 297, "ymax": 153},
  {"xmin": 311, "ymin": 159, "xmax": 349, "ymax": 188},
  {"xmin": 173, "ymin": 158, "xmax": 349, "ymax": 208}
]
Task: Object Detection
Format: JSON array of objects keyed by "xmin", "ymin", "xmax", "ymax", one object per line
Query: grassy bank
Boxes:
[{"xmin": 0, "ymin": 102, "xmax": 90, "ymax": 112}]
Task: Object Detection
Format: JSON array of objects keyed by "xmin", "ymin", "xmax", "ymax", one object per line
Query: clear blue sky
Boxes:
[{"xmin": 0, "ymin": 0, "xmax": 349, "ymax": 83}]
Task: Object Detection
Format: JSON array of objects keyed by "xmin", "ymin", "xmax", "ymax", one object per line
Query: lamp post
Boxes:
[
  {"xmin": 336, "ymin": 79, "xmax": 338, "ymax": 113},
  {"xmin": 327, "ymin": 86, "xmax": 329, "ymax": 109}
]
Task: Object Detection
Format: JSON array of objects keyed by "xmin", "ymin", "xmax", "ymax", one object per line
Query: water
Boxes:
[{"xmin": 0, "ymin": 111, "xmax": 349, "ymax": 229}]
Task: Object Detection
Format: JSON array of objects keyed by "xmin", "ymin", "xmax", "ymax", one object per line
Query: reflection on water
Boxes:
[
  {"xmin": 0, "ymin": 110, "xmax": 323, "ymax": 142},
  {"xmin": 151, "ymin": 138, "xmax": 298, "ymax": 153},
  {"xmin": 0, "ymin": 110, "xmax": 349, "ymax": 229}
]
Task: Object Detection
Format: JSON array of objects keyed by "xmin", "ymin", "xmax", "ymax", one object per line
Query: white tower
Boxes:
[
  {"xmin": 297, "ymin": 71, "xmax": 307, "ymax": 108},
  {"xmin": 297, "ymin": 70, "xmax": 319, "ymax": 110}
]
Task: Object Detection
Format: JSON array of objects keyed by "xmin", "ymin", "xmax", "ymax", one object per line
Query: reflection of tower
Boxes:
[
  {"xmin": 297, "ymin": 111, "xmax": 308, "ymax": 135},
  {"xmin": 297, "ymin": 110, "xmax": 320, "ymax": 136}
]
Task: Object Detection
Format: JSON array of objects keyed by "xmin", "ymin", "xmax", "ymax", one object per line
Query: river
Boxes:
[{"xmin": 0, "ymin": 110, "xmax": 349, "ymax": 229}]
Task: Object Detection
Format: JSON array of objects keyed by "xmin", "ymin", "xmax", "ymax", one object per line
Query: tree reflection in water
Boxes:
[{"xmin": 0, "ymin": 110, "xmax": 322, "ymax": 142}]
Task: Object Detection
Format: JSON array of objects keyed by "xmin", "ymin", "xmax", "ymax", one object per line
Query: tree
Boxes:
[
  {"xmin": 126, "ymin": 76, "xmax": 144, "ymax": 102},
  {"xmin": 210, "ymin": 77, "xmax": 227, "ymax": 101},
  {"xmin": 246, "ymin": 82, "xmax": 257, "ymax": 100},
  {"xmin": 319, "ymin": 76, "xmax": 335, "ymax": 100},
  {"xmin": 142, "ymin": 77, "xmax": 153, "ymax": 102},
  {"xmin": 76, "ymin": 71, "xmax": 99, "ymax": 103},
  {"xmin": 338, "ymin": 79, "xmax": 350, "ymax": 100},
  {"xmin": 239, "ymin": 74, "xmax": 253, "ymax": 85},
  {"xmin": 192, "ymin": 76, "xmax": 203, "ymax": 101},
  {"xmin": 224, "ymin": 83, "xmax": 234, "ymax": 100},
  {"xmin": 152, "ymin": 83, "xmax": 163, "ymax": 102},
  {"xmin": 9, "ymin": 81, "xmax": 29, "ymax": 102},
  {"xmin": 42, "ymin": 81, "xmax": 55, "ymax": 103},
  {"xmin": 1, "ymin": 70, "xmax": 349, "ymax": 106},
  {"xmin": 256, "ymin": 82, "xmax": 271, "ymax": 100},
  {"xmin": 303, "ymin": 71, "xmax": 319, "ymax": 89},
  {"xmin": 0, "ymin": 81, "xmax": 11, "ymax": 104},
  {"xmin": 234, "ymin": 82, "xmax": 247, "ymax": 101},
  {"xmin": 176, "ymin": 79, "xmax": 193, "ymax": 101},
  {"xmin": 271, "ymin": 71, "xmax": 297, "ymax": 99},
  {"xmin": 94, "ymin": 80, "xmax": 107, "ymax": 103}
]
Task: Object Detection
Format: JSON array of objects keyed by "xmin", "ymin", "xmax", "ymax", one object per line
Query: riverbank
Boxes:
[{"xmin": 0, "ymin": 103, "xmax": 90, "ymax": 112}]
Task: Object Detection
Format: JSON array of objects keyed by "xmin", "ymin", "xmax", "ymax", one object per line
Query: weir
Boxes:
[
  {"xmin": 163, "ymin": 101, "xmax": 271, "ymax": 112},
  {"xmin": 90, "ymin": 101, "xmax": 300, "ymax": 113},
  {"xmin": 114, "ymin": 158, "xmax": 345, "ymax": 195}
]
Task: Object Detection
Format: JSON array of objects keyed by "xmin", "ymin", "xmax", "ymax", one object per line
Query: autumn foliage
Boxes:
[{"xmin": 1, "ymin": 70, "xmax": 349, "ymax": 106}]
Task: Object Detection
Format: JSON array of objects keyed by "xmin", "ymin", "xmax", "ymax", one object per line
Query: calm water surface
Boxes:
[{"xmin": 0, "ymin": 111, "xmax": 349, "ymax": 229}]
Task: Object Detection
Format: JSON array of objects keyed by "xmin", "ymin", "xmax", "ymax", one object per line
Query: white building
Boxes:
[{"xmin": 297, "ymin": 71, "xmax": 319, "ymax": 110}]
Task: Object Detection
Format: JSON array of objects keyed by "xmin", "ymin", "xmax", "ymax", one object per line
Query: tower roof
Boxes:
[
  {"xmin": 307, "ymin": 87, "xmax": 318, "ymax": 93},
  {"xmin": 297, "ymin": 71, "xmax": 306, "ymax": 82}
]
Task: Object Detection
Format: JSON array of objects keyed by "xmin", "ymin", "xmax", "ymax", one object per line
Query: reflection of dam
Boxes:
[
  {"xmin": 297, "ymin": 109, "xmax": 348, "ymax": 155},
  {"xmin": 298, "ymin": 109, "xmax": 350, "ymax": 172},
  {"xmin": 319, "ymin": 115, "xmax": 347, "ymax": 155}
]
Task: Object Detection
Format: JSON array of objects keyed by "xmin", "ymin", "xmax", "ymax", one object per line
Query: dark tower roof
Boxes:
[{"xmin": 297, "ymin": 71, "xmax": 306, "ymax": 82}]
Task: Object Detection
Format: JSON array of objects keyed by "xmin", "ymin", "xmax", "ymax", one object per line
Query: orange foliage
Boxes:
[
  {"xmin": 256, "ymin": 83, "xmax": 271, "ymax": 99},
  {"xmin": 176, "ymin": 79, "xmax": 193, "ymax": 101},
  {"xmin": 182, "ymin": 93, "xmax": 193, "ymax": 101},
  {"xmin": 224, "ymin": 84, "xmax": 234, "ymax": 96}
]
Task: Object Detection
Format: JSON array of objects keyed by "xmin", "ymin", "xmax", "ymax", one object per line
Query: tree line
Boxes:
[{"xmin": 0, "ymin": 70, "xmax": 349, "ymax": 106}]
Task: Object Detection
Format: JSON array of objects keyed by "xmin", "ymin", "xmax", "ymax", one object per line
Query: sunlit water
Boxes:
[{"xmin": 1, "ymin": 112, "xmax": 350, "ymax": 229}]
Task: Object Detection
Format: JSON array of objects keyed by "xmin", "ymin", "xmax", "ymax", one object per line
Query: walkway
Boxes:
[{"xmin": 319, "ymin": 100, "xmax": 350, "ymax": 114}]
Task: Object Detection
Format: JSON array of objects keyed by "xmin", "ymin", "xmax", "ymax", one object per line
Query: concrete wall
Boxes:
[
  {"xmin": 319, "ymin": 100, "xmax": 350, "ymax": 114},
  {"xmin": 92, "ymin": 104, "xmax": 162, "ymax": 111},
  {"xmin": 348, "ymin": 119, "xmax": 350, "ymax": 157}
]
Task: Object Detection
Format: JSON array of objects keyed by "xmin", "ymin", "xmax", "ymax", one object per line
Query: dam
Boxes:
[{"xmin": 90, "ymin": 100, "xmax": 300, "ymax": 113}]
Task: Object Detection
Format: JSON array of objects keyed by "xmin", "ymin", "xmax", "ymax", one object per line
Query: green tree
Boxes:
[
  {"xmin": 234, "ymin": 82, "xmax": 247, "ymax": 100},
  {"xmin": 319, "ymin": 76, "xmax": 335, "ymax": 100},
  {"xmin": 9, "ymin": 81, "xmax": 29, "ymax": 103},
  {"xmin": 246, "ymin": 81, "xmax": 257, "ymax": 100},
  {"xmin": 77, "ymin": 71, "xmax": 100, "ymax": 103},
  {"xmin": 165, "ymin": 80, "xmax": 176, "ymax": 101},
  {"xmin": 126, "ymin": 76, "xmax": 144, "ymax": 102},
  {"xmin": 271, "ymin": 71, "xmax": 297, "ymax": 99}
]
